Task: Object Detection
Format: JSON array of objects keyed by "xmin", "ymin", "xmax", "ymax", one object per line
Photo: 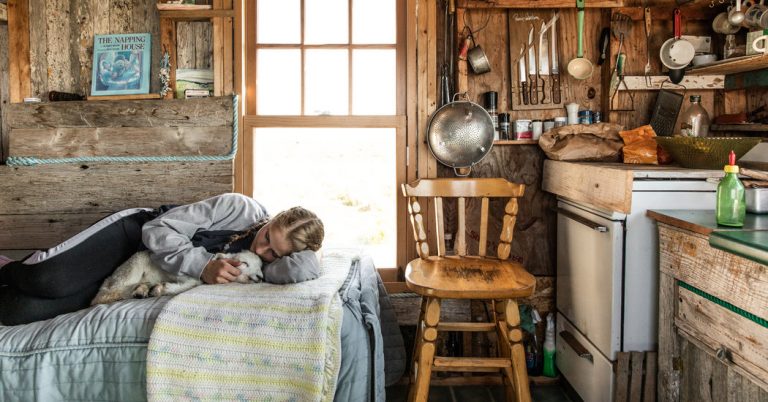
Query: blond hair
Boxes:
[{"xmin": 271, "ymin": 206, "xmax": 324, "ymax": 252}]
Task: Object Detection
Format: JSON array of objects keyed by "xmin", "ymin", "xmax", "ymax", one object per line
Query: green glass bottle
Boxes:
[{"xmin": 716, "ymin": 150, "xmax": 746, "ymax": 227}]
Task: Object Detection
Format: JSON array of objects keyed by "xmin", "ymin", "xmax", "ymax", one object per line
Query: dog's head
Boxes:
[{"xmin": 215, "ymin": 251, "xmax": 264, "ymax": 283}]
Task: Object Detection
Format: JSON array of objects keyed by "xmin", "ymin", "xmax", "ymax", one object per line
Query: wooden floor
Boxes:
[{"xmin": 385, "ymin": 383, "xmax": 578, "ymax": 402}]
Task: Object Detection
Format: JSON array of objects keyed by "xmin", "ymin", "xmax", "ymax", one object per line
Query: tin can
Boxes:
[
  {"xmin": 554, "ymin": 117, "xmax": 567, "ymax": 127},
  {"xmin": 578, "ymin": 110, "xmax": 592, "ymax": 125},
  {"xmin": 543, "ymin": 119, "xmax": 555, "ymax": 132},
  {"xmin": 514, "ymin": 119, "xmax": 532, "ymax": 139},
  {"xmin": 593, "ymin": 111, "xmax": 602, "ymax": 123}
]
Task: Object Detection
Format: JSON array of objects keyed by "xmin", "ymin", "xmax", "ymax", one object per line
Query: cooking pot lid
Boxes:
[{"xmin": 427, "ymin": 100, "xmax": 495, "ymax": 168}]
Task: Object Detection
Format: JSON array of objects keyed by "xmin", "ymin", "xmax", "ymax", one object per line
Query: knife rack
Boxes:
[{"xmin": 508, "ymin": 10, "xmax": 564, "ymax": 111}]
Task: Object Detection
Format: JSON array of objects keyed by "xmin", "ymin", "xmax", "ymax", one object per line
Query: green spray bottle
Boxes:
[{"xmin": 542, "ymin": 313, "xmax": 557, "ymax": 377}]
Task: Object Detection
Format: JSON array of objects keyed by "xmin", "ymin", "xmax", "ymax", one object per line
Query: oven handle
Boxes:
[
  {"xmin": 560, "ymin": 330, "xmax": 594, "ymax": 362},
  {"xmin": 558, "ymin": 207, "xmax": 608, "ymax": 232}
]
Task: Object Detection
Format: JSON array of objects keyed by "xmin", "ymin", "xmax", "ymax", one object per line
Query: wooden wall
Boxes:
[
  {"xmin": 0, "ymin": 97, "xmax": 235, "ymax": 252},
  {"xmin": 0, "ymin": 0, "xmax": 213, "ymax": 162}
]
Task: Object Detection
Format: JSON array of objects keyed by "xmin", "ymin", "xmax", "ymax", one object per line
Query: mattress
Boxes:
[{"xmin": 0, "ymin": 255, "xmax": 405, "ymax": 402}]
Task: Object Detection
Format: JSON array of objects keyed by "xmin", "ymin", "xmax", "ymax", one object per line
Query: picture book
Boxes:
[{"xmin": 90, "ymin": 33, "xmax": 151, "ymax": 96}]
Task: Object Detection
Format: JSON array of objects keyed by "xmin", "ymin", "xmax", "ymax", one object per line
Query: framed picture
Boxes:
[{"xmin": 90, "ymin": 33, "xmax": 151, "ymax": 97}]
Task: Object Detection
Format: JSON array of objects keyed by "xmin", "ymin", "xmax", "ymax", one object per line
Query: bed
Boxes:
[{"xmin": 0, "ymin": 252, "xmax": 406, "ymax": 401}]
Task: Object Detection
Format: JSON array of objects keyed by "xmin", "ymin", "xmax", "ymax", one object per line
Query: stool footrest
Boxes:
[
  {"xmin": 432, "ymin": 357, "xmax": 512, "ymax": 373},
  {"xmin": 437, "ymin": 322, "xmax": 496, "ymax": 332}
]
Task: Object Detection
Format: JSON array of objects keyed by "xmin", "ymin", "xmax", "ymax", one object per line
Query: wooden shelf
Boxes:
[
  {"xmin": 458, "ymin": 0, "xmax": 622, "ymax": 8},
  {"xmin": 711, "ymin": 123, "xmax": 768, "ymax": 132},
  {"xmin": 687, "ymin": 54, "xmax": 768, "ymax": 76},
  {"xmin": 86, "ymin": 93, "xmax": 163, "ymax": 101},
  {"xmin": 494, "ymin": 139, "xmax": 539, "ymax": 145},
  {"xmin": 159, "ymin": 9, "xmax": 234, "ymax": 20}
]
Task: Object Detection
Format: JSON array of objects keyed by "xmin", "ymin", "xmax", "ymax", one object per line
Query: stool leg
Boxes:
[
  {"xmin": 496, "ymin": 299, "xmax": 531, "ymax": 402},
  {"xmin": 409, "ymin": 297, "xmax": 427, "ymax": 385},
  {"xmin": 408, "ymin": 297, "xmax": 440, "ymax": 402}
]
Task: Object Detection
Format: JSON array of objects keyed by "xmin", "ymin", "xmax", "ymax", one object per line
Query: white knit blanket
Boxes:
[{"xmin": 146, "ymin": 251, "xmax": 357, "ymax": 402}]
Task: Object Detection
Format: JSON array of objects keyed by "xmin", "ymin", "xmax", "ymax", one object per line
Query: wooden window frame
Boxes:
[{"xmin": 240, "ymin": 0, "xmax": 409, "ymax": 271}]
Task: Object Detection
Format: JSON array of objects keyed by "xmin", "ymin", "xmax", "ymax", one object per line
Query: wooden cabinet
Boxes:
[
  {"xmin": 158, "ymin": 0, "xmax": 234, "ymax": 99},
  {"xmin": 654, "ymin": 222, "xmax": 768, "ymax": 402}
]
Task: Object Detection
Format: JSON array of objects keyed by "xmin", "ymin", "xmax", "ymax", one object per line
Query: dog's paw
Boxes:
[
  {"xmin": 91, "ymin": 291, "xmax": 122, "ymax": 305},
  {"xmin": 149, "ymin": 283, "xmax": 166, "ymax": 297},
  {"xmin": 132, "ymin": 283, "xmax": 151, "ymax": 299}
]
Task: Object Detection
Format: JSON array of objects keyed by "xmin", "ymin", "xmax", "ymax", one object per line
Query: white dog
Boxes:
[{"xmin": 91, "ymin": 250, "xmax": 263, "ymax": 305}]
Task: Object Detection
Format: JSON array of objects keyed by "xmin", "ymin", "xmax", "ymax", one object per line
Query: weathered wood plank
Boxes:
[
  {"xmin": 658, "ymin": 223, "xmax": 768, "ymax": 319},
  {"xmin": 0, "ymin": 25, "xmax": 9, "ymax": 162},
  {"xmin": 676, "ymin": 286, "xmax": 768, "ymax": 386},
  {"xmin": 9, "ymin": 126, "xmax": 232, "ymax": 158},
  {"xmin": 46, "ymin": 0, "xmax": 72, "ymax": 93},
  {"xmin": 0, "ymin": 161, "xmax": 234, "ymax": 215},
  {"xmin": 74, "ymin": 0, "xmax": 94, "ymax": 96},
  {"xmin": 0, "ymin": 213, "xmax": 112, "ymax": 249},
  {"xmin": 6, "ymin": 96, "xmax": 234, "ymax": 128},
  {"xmin": 629, "ymin": 351, "xmax": 644, "ymax": 402},
  {"xmin": 658, "ymin": 273, "xmax": 679, "ymax": 402},
  {"xmin": 615, "ymin": 352, "xmax": 630, "ymax": 402},
  {"xmin": 542, "ymin": 160, "xmax": 634, "ymax": 214},
  {"xmin": 643, "ymin": 352, "xmax": 657, "ymax": 402},
  {"xmin": 28, "ymin": 0, "xmax": 47, "ymax": 98},
  {"xmin": 7, "ymin": 0, "xmax": 31, "ymax": 103},
  {"xmin": 110, "ymin": 0, "xmax": 133, "ymax": 33}
]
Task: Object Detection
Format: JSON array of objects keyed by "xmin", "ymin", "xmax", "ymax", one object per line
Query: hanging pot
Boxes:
[
  {"xmin": 427, "ymin": 95, "xmax": 495, "ymax": 176},
  {"xmin": 660, "ymin": 9, "xmax": 695, "ymax": 70}
]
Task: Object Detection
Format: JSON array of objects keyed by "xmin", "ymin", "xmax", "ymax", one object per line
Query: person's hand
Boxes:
[{"xmin": 201, "ymin": 258, "xmax": 242, "ymax": 284}]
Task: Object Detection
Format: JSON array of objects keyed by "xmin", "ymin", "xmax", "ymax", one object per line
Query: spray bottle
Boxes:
[{"xmin": 542, "ymin": 313, "xmax": 557, "ymax": 377}]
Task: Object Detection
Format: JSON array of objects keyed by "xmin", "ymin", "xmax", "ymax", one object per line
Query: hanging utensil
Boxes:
[
  {"xmin": 527, "ymin": 24, "xmax": 539, "ymax": 105},
  {"xmin": 610, "ymin": 53, "xmax": 635, "ymax": 112},
  {"xmin": 644, "ymin": 7, "xmax": 653, "ymax": 87},
  {"xmin": 567, "ymin": 0, "xmax": 594, "ymax": 80},
  {"xmin": 597, "ymin": 27, "xmax": 610, "ymax": 65},
  {"xmin": 538, "ymin": 20, "xmax": 548, "ymax": 104},
  {"xmin": 550, "ymin": 11, "xmax": 561, "ymax": 104},
  {"xmin": 519, "ymin": 45, "xmax": 529, "ymax": 105},
  {"xmin": 660, "ymin": 9, "xmax": 695, "ymax": 71},
  {"xmin": 427, "ymin": 94, "xmax": 495, "ymax": 176}
]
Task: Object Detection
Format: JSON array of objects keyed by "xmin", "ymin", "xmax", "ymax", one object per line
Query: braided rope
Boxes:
[
  {"xmin": 678, "ymin": 280, "xmax": 767, "ymax": 329},
  {"xmin": 6, "ymin": 95, "xmax": 239, "ymax": 166}
]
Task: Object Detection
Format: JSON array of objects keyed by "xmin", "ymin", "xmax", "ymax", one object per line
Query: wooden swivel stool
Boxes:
[{"xmin": 402, "ymin": 178, "xmax": 535, "ymax": 402}]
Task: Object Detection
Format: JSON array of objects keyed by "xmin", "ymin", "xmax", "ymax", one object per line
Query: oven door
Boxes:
[{"xmin": 556, "ymin": 200, "xmax": 624, "ymax": 360}]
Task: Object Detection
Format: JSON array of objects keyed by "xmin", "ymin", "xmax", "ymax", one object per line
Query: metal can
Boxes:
[
  {"xmin": 578, "ymin": 110, "xmax": 592, "ymax": 125},
  {"xmin": 593, "ymin": 111, "xmax": 602, "ymax": 123},
  {"xmin": 514, "ymin": 119, "xmax": 532, "ymax": 139}
]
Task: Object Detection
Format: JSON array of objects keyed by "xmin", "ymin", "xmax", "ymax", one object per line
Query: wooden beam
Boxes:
[
  {"xmin": 458, "ymin": 0, "xmax": 624, "ymax": 8},
  {"xmin": 616, "ymin": 75, "xmax": 725, "ymax": 91},
  {"xmin": 158, "ymin": 9, "xmax": 234, "ymax": 21},
  {"xmin": 7, "ymin": 0, "xmax": 31, "ymax": 103}
]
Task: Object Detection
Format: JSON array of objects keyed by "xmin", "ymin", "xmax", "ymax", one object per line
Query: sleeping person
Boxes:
[{"xmin": 0, "ymin": 193, "xmax": 325, "ymax": 326}]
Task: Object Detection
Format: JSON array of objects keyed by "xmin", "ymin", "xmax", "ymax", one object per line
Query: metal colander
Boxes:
[{"xmin": 427, "ymin": 99, "xmax": 495, "ymax": 176}]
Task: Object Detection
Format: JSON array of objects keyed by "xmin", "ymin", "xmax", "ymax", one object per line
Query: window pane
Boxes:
[
  {"xmin": 352, "ymin": 0, "xmax": 396, "ymax": 44},
  {"xmin": 252, "ymin": 127, "xmax": 397, "ymax": 268},
  {"xmin": 305, "ymin": 50, "xmax": 348, "ymax": 115},
  {"xmin": 257, "ymin": 49, "xmax": 301, "ymax": 115},
  {"xmin": 257, "ymin": 0, "xmax": 300, "ymax": 44},
  {"xmin": 305, "ymin": 0, "xmax": 348, "ymax": 45},
  {"xmin": 353, "ymin": 50, "xmax": 396, "ymax": 115}
]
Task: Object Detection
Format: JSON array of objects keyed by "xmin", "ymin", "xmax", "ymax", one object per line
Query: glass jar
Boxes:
[{"xmin": 679, "ymin": 95, "xmax": 710, "ymax": 137}]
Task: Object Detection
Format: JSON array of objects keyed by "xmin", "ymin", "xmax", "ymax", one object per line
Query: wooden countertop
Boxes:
[
  {"xmin": 543, "ymin": 161, "xmax": 722, "ymax": 214},
  {"xmin": 648, "ymin": 209, "xmax": 768, "ymax": 266}
]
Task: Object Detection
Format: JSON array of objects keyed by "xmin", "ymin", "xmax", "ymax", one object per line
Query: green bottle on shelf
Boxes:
[{"xmin": 716, "ymin": 150, "xmax": 746, "ymax": 227}]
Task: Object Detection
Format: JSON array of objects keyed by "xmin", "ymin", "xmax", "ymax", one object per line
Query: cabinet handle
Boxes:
[
  {"xmin": 560, "ymin": 330, "xmax": 593, "ymax": 362},
  {"xmin": 558, "ymin": 207, "xmax": 608, "ymax": 232}
]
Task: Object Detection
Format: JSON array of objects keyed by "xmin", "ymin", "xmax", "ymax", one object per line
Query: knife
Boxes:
[
  {"xmin": 538, "ymin": 20, "xmax": 548, "ymax": 104},
  {"xmin": 519, "ymin": 44, "xmax": 529, "ymax": 105},
  {"xmin": 550, "ymin": 12, "xmax": 561, "ymax": 105},
  {"xmin": 527, "ymin": 24, "xmax": 538, "ymax": 105}
]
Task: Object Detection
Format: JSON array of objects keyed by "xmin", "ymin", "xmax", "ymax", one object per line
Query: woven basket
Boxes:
[{"xmin": 655, "ymin": 137, "xmax": 762, "ymax": 169}]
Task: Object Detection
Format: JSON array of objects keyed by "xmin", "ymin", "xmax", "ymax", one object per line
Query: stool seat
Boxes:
[{"xmin": 405, "ymin": 257, "xmax": 535, "ymax": 299}]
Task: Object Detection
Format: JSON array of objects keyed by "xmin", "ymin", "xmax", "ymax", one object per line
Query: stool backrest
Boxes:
[{"xmin": 402, "ymin": 178, "xmax": 525, "ymax": 260}]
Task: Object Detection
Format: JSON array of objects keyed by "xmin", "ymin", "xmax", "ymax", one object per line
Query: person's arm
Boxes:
[
  {"xmin": 142, "ymin": 193, "xmax": 269, "ymax": 279},
  {"xmin": 262, "ymin": 250, "xmax": 321, "ymax": 284}
]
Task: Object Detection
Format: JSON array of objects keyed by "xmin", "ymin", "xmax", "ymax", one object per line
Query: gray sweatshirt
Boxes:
[{"xmin": 141, "ymin": 193, "xmax": 320, "ymax": 283}]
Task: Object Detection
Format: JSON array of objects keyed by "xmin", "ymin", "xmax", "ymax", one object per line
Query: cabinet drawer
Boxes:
[
  {"xmin": 676, "ymin": 285, "xmax": 768, "ymax": 385},
  {"xmin": 556, "ymin": 313, "xmax": 614, "ymax": 402}
]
